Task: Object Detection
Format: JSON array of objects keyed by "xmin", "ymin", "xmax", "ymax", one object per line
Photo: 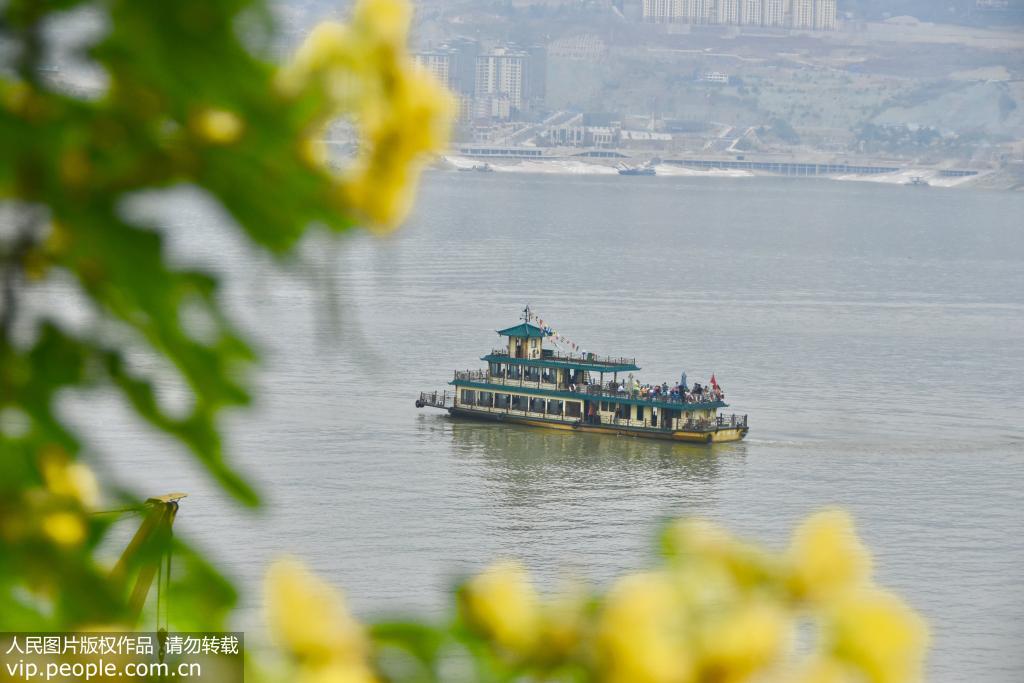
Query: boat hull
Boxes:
[{"xmin": 448, "ymin": 407, "xmax": 747, "ymax": 443}]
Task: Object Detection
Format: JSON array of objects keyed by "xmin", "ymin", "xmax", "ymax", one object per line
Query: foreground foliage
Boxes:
[
  {"xmin": 268, "ymin": 510, "xmax": 928, "ymax": 683},
  {"xmin": 1, "ymin": 0, "xmax": 450, "ymax": 629}
]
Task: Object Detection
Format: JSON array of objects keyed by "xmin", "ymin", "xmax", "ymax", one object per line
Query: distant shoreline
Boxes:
[{"xmin": 436, "ymin": 155, "xmax": 1011, "ymax": 190}]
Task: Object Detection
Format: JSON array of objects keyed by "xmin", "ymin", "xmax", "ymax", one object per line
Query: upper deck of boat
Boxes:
[
  {"xmin": 482, "ymin": 348, "xmax": 640, "ymax": 373},
  {"xmin": 452, "ymin": 370, "xmax": 726, "ymax": 412}
]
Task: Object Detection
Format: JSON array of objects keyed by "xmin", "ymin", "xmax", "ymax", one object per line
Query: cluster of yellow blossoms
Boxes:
[
  {"xmin": 265, "ymin": 558, "xmax": 377, "ymax": 683},
  {"xmin": 275, "ymin": 0, "xmax": 454, "ymax": 231},
  {"xmin": 0, "ymin": 444, "xmax": 98, "ymax": 550},
  {"xmin": 265, "ymin": 510, "xmax": 928, "ymax": 683}
]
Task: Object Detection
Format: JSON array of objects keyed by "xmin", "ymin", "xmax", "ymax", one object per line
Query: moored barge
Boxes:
[{"xmin": 417, "ymin": 311, "xmax": 748, "ymax": 444}]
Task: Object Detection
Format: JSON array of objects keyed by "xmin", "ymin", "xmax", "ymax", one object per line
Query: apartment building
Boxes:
[{"xmin": 642, "ymin": 0, "xmax": 836, "ymax": 29}]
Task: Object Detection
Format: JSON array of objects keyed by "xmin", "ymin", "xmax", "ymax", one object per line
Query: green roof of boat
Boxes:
[
  {"xmin": 496, "ymin": 322, "xmax": 549, "ymax": 338},
  {"xmin": 481, "ymin": 353, "xmax": 640, "ymax": 373}
]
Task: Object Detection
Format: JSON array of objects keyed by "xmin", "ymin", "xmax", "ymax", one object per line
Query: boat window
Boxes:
[{"xmin": 565, "ymin": 402, "xmax": 581, "ymax": 418}]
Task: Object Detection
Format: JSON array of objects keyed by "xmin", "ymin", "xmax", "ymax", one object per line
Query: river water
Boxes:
[{"xmin": 82, "ymin": 172, "xmax": 1023, "ymax": 680}]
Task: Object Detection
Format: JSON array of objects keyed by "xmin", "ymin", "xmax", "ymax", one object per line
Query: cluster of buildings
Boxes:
[
  {"xmin": 413, "ymin": 41, "xmax": 545, "ymax": 122},
  {"xmin": 642, "ymin": 0, "xmax": 838, "ymax": 30},
  {"xmin": 541, "ymin": 114, "xmax": 674, "ymax": 149}
]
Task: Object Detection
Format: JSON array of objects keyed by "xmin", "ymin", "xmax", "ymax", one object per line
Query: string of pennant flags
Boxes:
[
  {"xmin": 519, "ymin": 306, "xmax": 722, "ymax": 392},
  {"xmin": 522, "ymin": 308, "xmax": 587, "ymax": 356}
]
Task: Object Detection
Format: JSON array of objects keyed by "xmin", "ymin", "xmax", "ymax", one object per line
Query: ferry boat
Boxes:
[
  {"xmin": 618, "ymin": 164, "xmax": 656, "ymax": 176},
  {"xmin": 416, "ymin": 312, "xmax": 748, "ymax": 443}
]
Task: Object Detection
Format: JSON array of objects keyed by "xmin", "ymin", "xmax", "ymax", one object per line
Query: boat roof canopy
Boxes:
[
  {"xmin": 482, "ymin": 354, "xmax": 640, "ymax": 373},
  {"xmin": 496, "ymin": 322, "xmax": 549, "ymax": 338}
]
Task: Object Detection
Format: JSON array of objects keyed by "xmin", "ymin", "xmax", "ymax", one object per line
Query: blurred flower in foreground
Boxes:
[
  {"xmin": 788, "ymin": 508, "xmax": 871, "ymax": 603},
  {"xmin": 276, "ymin": 0, "xmax": 454, "ymax": 231},
  {"xmin": 266, "ymin": 510, "xmax": 928, "ymax": 682},
  {"xmin": 599, "ymin": 571, "xmax": 692, "ymax": 683},
  {"xmin": 265, "ymin": 557, "xmax": 376, "ymax": 682},
  {"xmin": 39, "ymin": 445, "xmax": 99, "ymax": 509},
  {"xmin": 193, "ymin": 108, "xmax": 245, "ymax": 145},
  {"xmin": 826, "ymin": 589, "xmax": 928, "ymax": 683},
  {"xmin": 462, "ymin": 560, "xmax": 541, "ymax": 655}
]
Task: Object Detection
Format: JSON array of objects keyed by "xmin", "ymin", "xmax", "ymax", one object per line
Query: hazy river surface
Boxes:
[{"xmin": 80, "ymin": 173, "xmax": 1023, "ymax": 681}]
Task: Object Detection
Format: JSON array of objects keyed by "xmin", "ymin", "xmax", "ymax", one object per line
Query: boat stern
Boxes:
[{"xmin": 416, "ymin": 390, "xmax": 452, "ymax": 410}]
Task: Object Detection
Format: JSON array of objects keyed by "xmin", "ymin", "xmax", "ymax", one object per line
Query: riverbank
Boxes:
[{"xmin": 438, "ymin": 155, "xmax": 1002, "ymax": 189}]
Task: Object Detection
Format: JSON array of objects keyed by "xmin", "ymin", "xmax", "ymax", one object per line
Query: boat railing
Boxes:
[
  {"xmin": 715, "ymin": 413, "xmax": 748, "ymax": 429},
  {"xmin": 453, "ymin": 370, "xmax": 730, "ymax": 408},
  {"xmin": 453, "ymin": 369, "xmax": 488, "ymax": 382},
  {"xmin": 416, "ymin": 390, "xmax": 451, "ymax": 409},
  {"xmin": 583, "ymin": 384, "xmax": 724, "ymax": 406},
  {"xmin": 466, "ymin": 371, "xmax": 561, "ymax": 389},
  {"xmin": 487, "ymin": 349, "xmax": 637, "ymax": 368},
  {"xmin": 594, "ymin": 413, "xmax": 747, "ymax": 431}
]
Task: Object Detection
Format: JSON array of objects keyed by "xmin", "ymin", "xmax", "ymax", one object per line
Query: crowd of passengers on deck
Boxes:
[
  {"xmin": 602, "ymin": 376, "xmax": 724, "ymax": 404},
  {"xmin": 492, "ymin": 364, "xmax": 724, "ymax": 404}
]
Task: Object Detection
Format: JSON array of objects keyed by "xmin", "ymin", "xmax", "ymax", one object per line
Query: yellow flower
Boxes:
[
  {"xmin": 463, "ymin": 560, "xmax": 541, "ymax": 654},
  {"xmin": 352, "ymin": 0, "xmax": 412, "ymax": 46},
  {"xmin": 665, "ymin": 518, "xmax": 777, "ymax": 591},
  {"xmin": 338, "ymin": 59, "xmax": 453, "ymax": 229},
  {"xmin": 665, "ymin": 518, "xmax": 734, "ymax": 560},
  {"xmin": 301, "ymin": 136, "xmax": 328, "ymax": 168},
  {"xmin": 537, "ymin": 581, "xmax": 589, "ymax": 659},
  {"xmin": 788, "ymin": 509, "xmax": 871, "ymax": 602},
  {"xmin": 265, "ymin": 557, "xmax": 369, "ymax": 665},
  {"xmin": 697, "ymin": 601, "xmax": 789, "ymax": 682},
  {"xmin": 277, "ymin": 0, "xmax": 454, "ymax": 230},
  {"xmin": 42, "ymin": 511, "xmax": 86, "ymax": 547},
  {"xmin": 825, "ymin": 589, "xmax": 929, "ymax": 683},
  {"xmin": 793, "ymin": 655, "xmax": 860, "ymax": 683},
  {"xmin": 598, "ymin": 572, "xmax": 692, "ymax": 683},
  {"xmin": 193, "ymin": 108, "xmax": 244, "ymax": 145},
  {"xmin": 275, "ymin": 22, "xmax": 356, "ymax": 96},
  {"xmin": 39, "ymin": 447, "xmax": 99, "ymax": 508},
  {"xmin": 294, "ymin": 660, "xmax": 377, "ymax": 683}
]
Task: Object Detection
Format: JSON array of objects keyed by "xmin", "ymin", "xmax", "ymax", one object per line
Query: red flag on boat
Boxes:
[{"xmin": 710, "ymin": 373, "xmax": 719, "ymax": 389}]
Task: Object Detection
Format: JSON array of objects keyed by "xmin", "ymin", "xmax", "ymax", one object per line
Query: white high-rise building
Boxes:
[
  {"xmin": 475, "ymin": 48, "xmax": 526, "ymax": 118},
  {"xmin": 642, "ymin": 0, "xmax": 835, "ymax": 29},
  {"xmin": 642, "ymin": 0, "xmax": 675, "ymax": 22},
  {"xmin": 813, "ymin": 0, "xmax": 837, "ymax": 30},
  {"xmin": 717, "ymin": 0, "xmax": 740, "ymax": 24},
  {"xmin": 791, "ymin": 0, "xmax": 814, "ymax": 28},
  {"xmin": 672, "ymin": 0, "xmax": 699, "ymax": 23},
  {"xmin": 762, "ymin": 0, "xmax": 785, "ymax": 26},
  {"xmin": 739, "ymin": 0, "xmax": 762, "ymax": 25}
]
